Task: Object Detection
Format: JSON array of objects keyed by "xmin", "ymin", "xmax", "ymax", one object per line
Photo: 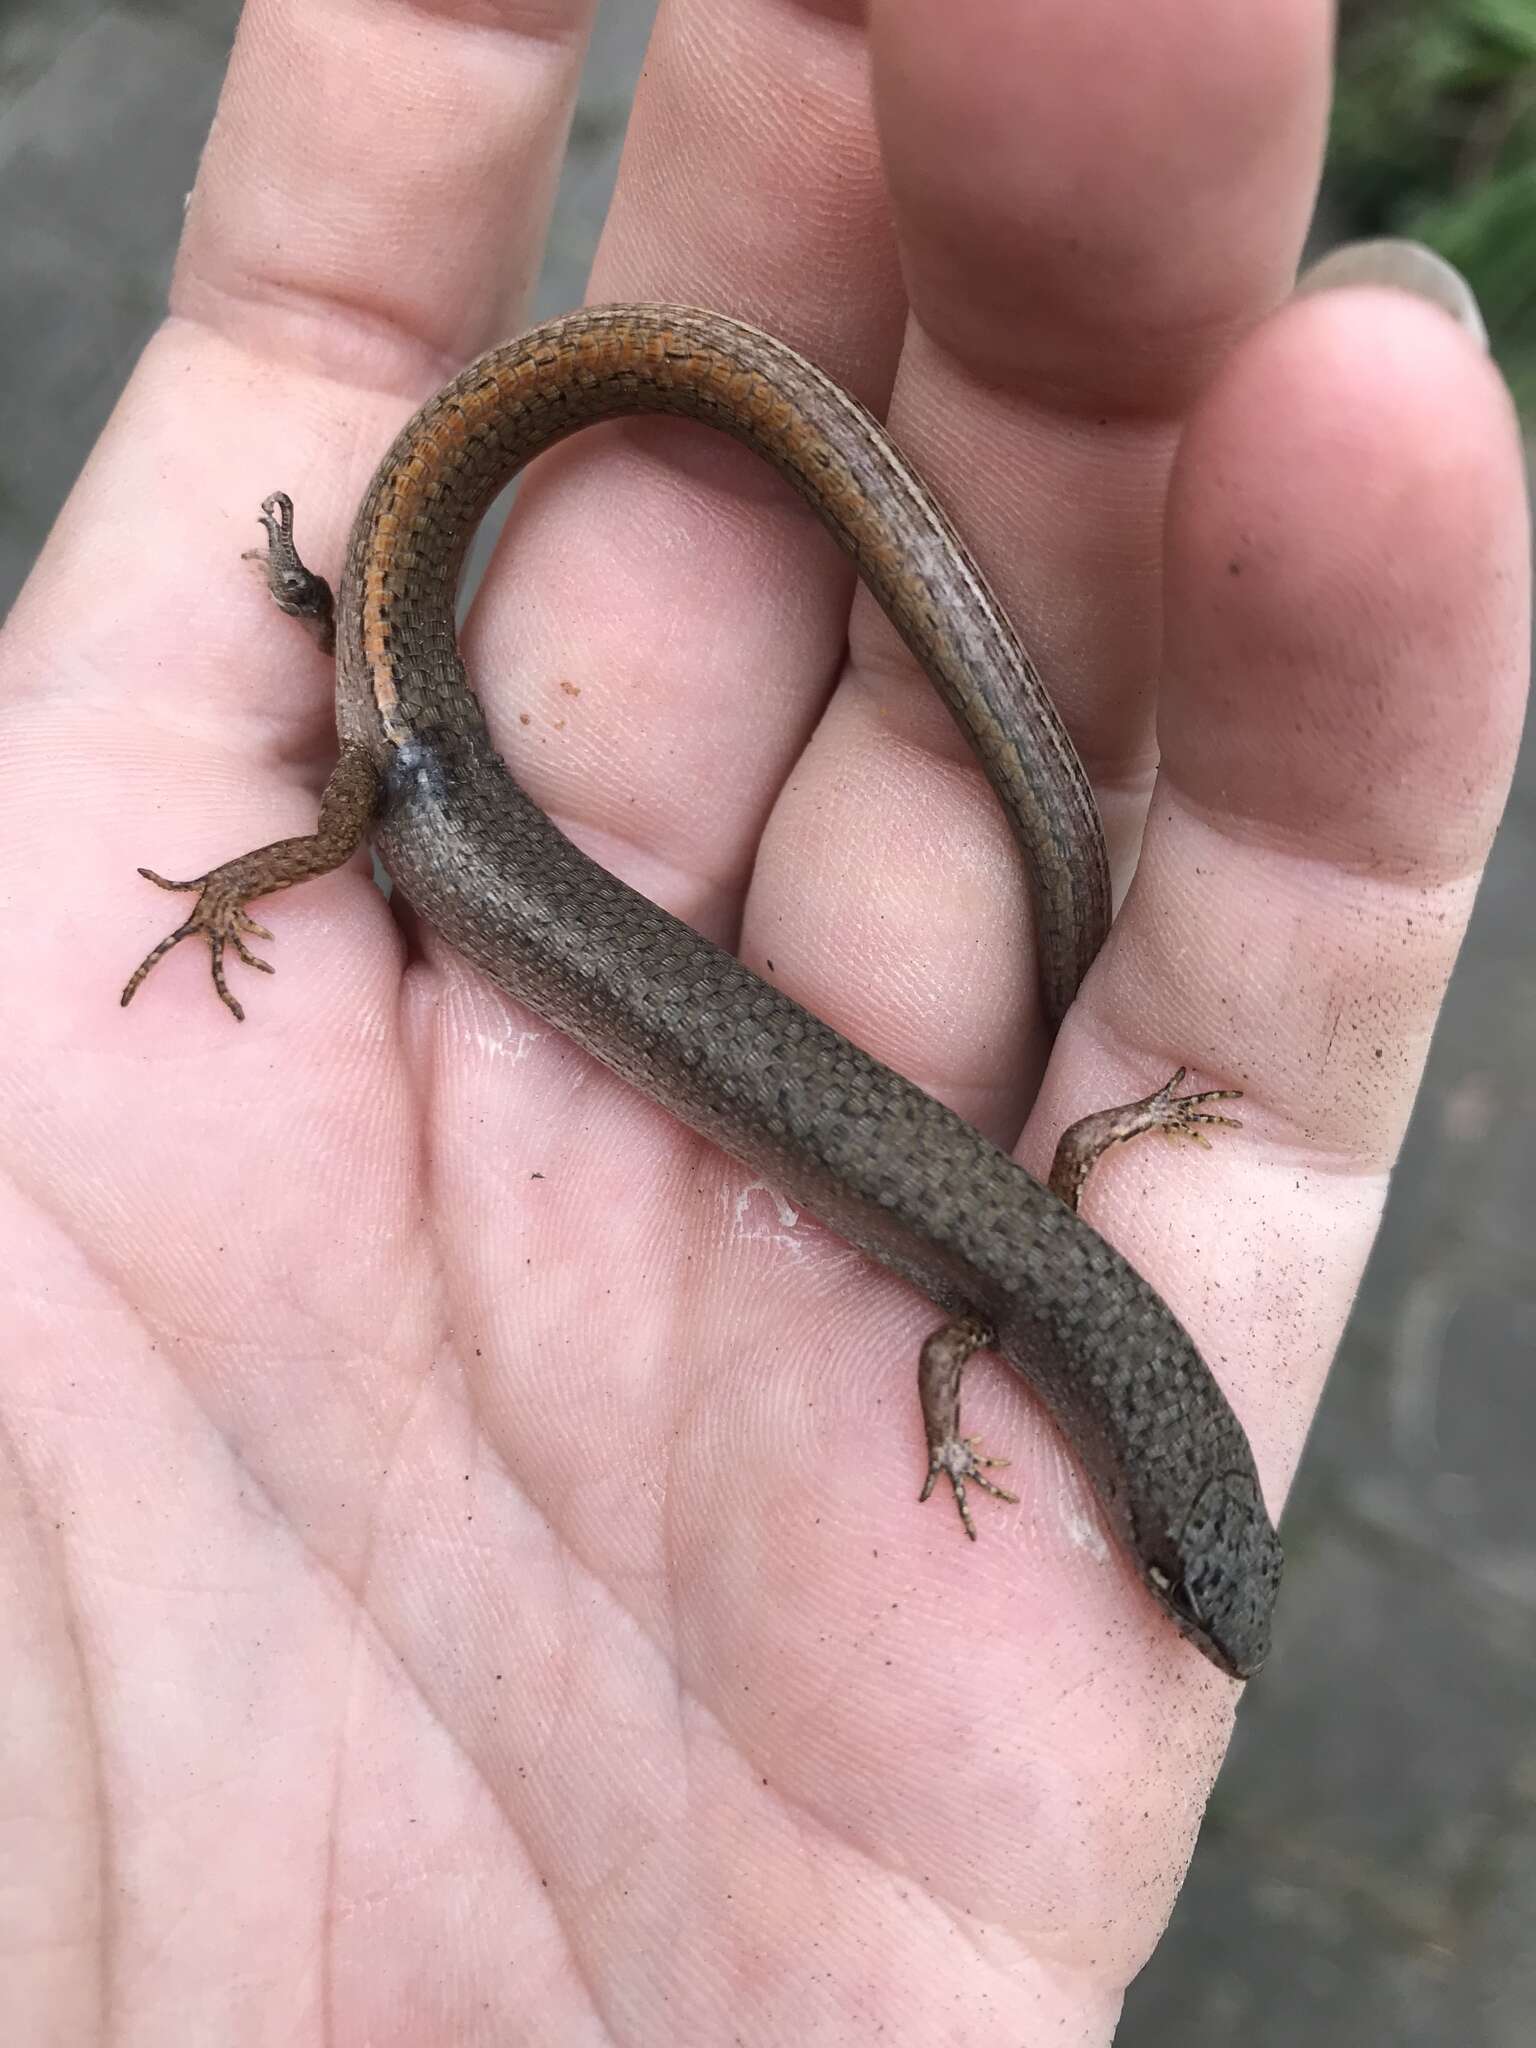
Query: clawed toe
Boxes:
[
  {"xmin": 1146, "ymin": 1069, "xmax": 1244, "ymax": 1150},
  {"xmin": 920, "ymin": 1435, "xmax": 1020, "ymax": 1540},
  {"xmin": 121, "ymin": 871, "xmax": 277, "ymax": 1021}
]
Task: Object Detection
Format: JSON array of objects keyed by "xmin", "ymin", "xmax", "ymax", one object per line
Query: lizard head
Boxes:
[{"xmin": 1141, "ymin": 1470, "xmax": 1284, "ymax": 1680}]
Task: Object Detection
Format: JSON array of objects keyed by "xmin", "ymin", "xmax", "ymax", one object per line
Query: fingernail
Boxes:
[{"xmin": 1293, "ymin": 238, "xmax": 1487, "ymax": 349}]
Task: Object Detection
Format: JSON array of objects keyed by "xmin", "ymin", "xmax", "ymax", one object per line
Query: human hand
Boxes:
[{"xmin": 2, "ymin": 1, "xmax": 1526, "ymax": 2041}]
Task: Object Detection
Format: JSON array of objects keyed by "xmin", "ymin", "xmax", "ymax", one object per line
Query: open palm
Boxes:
[{"xmin": 3, "ymin": 0, "xmax": 1527, "ymax": 2041}]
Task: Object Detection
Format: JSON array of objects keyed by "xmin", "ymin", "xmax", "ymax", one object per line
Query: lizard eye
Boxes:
[{"xmin": 1147, "ymin": 1560, "xmax": 1203, "ymax": 1626}]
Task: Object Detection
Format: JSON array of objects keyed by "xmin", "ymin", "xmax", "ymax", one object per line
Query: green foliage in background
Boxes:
[{"xmin": 1330, "ymin": 0, "xmax": 1536, "ymax": 410}]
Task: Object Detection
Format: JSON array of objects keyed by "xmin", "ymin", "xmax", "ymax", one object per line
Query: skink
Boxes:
[{"xmin": 122, "ymin": 305, "xmax": 1282, "ymax": 1677}]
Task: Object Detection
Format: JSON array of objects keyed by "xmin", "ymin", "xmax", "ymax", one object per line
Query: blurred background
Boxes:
[{"xmin": 2, "ymin": 3, "xmax": 1530, "ymax": 2041}]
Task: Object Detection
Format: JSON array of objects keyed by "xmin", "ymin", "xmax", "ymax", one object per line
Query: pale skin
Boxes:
[{"xmin": 0, "ymin": 0, "xmax": 1527, "ymax": 2042}]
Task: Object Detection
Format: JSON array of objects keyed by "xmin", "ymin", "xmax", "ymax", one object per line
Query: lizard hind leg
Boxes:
[
  {"xmin": 242, "ymin": 491, "xmax": 337, "ymax": 653},
  {"xmin": 120, "ymin": 494, "xmax": 378, "ymax": 1021},
  {"xmin": 119, "ymin": 747, "xmax": 381, "ymax": 1021}
]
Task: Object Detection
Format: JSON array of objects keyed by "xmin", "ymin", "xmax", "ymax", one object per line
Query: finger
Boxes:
[
  {"xmin": 21, "ymin": 0, "xmax": 602, "ymax": 723},
  {"xmin": 751, "ymin": 0, "xmax": 1332, "ymax": 1131},
  {"xmin": 1297, "ymin": 238, "xmax": 1489, "ymax": 345},
  {"xmin": 461, "ymin": 0, "xmax": 910, "ymax": 966},
  {"xmin": 16, "ymin": 0, "xmax": 604, "ymax": 1030},
  {"xmin": 1055, "ymin": 286, "xmax": 1527, "ymax": 1490},
  {"xmin": 178, "ymin": 0, "xmax": 601, "ymax": 381},
  {"xmin": 871, "ymin": 0, "xmax": 1329, "ymax": 735}
]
